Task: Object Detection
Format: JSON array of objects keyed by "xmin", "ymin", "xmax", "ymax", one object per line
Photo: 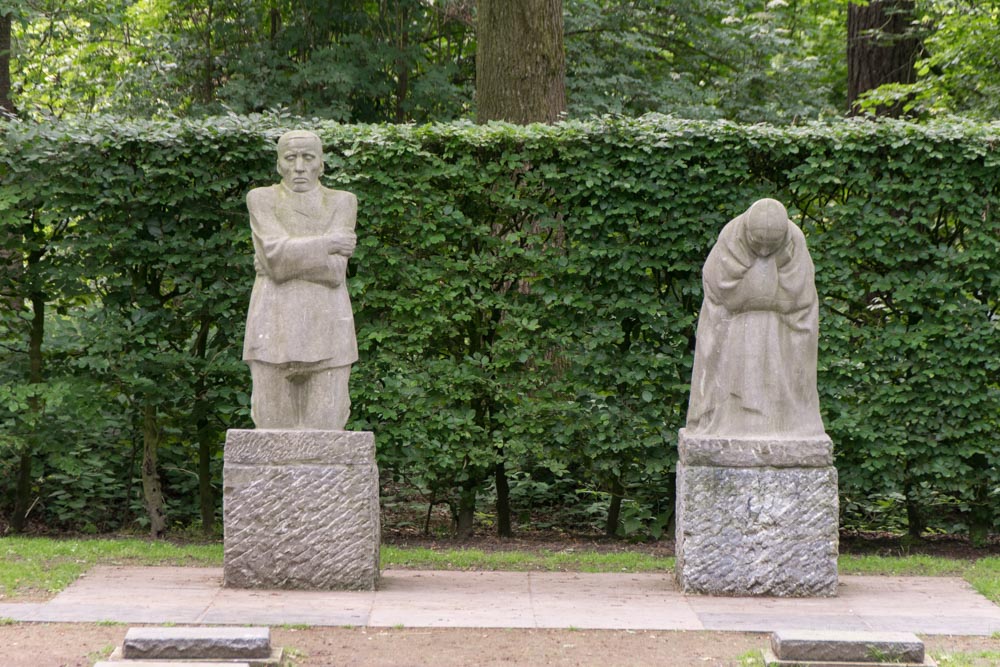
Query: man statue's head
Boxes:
[
  {"xmin": 745, "ymin": 198, "xmax": 790, "ymax": 257},
  {"xmin": 277, "ymin": 130, "xmax": 324, "ymax": 193}
]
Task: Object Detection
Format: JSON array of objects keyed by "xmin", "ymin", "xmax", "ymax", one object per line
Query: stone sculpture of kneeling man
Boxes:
[{"xmin": 242, "ymin": 129, "xmax": 358, "ymax": 430}]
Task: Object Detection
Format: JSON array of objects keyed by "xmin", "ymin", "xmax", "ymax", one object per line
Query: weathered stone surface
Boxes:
[
  {"xmin": 762, "ymin": 649, "xmax": 937, "ymax": 667},
  {"xmin": 678, "ymin": 429, "xmax": 833, "ymax": 468},
  {"xmin": 243, "ymin": 130, "xmax": 359, "ymax": 430},
  {"xmin": 122, "ymin": 626, "xmax": 270, "ymax": 660},
  {"xmin": 96, "ymin": 663, "xmax": 251, "ymax": 667},
  {"xmin": 224, "ymin": 429, "xmax": 380, "ymax": 591},
  {"xmin": 686, "ymin": 199, "xmax": 825, "ymax": 438},
  {"xmin": 675, "ymin": 461, "xmax": 839, "ymax": 597},
  {"xmin": 225, "ymin": 428, "xmax": 374, "ymax": 465},
  {"xmin": 107, "ymin": 645, "xmax": 284, "ymax": 667},
  {"xmin": 771, "ymin": 630, "xmax": 925, "ymax": 663}
]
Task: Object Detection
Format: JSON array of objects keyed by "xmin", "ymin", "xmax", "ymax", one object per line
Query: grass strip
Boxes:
[
  {"xmin": 0, "ymin": 536, "xmax": 222, "ymax": 597},
  {"xmin": 380, "ymin": 546, "xmax": 675, "ymax": 573},
  {"xmin": 1, "ymin": 537, "xmax": 998, "ymax": 606}
]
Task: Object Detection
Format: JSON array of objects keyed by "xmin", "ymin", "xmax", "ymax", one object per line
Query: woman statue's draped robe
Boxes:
[{"xmin": 685, "ymin": 199, "xmax": 825, "ymax": 438}]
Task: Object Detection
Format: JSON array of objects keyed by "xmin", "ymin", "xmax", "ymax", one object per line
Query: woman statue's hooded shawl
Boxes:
[{"xmin": 685, "ymin": 199, "xmax": 825, "ymax": 438}]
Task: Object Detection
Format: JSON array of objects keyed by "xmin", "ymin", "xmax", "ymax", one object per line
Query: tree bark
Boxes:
[
  {"xmin": 847, "ymin": 0, "xmax": 920, "ymax": 117},
  {"xmin": 476, "ymin": 0, "xmax": 566, "ymax": 124},
  {"xmin": 605, "ymin": 482, "xmax": 624, "ymax": 538},
  {"xmin": 10, "ymin": 294, "xmax": 44, "ymax": 533},
  {"xmin": 141, "ymin": 404, "xmax": 168, "ymax": 538},
  {"xmin": 455, "ymin": 485, "xmax": 477, "ymax": 539},
  {"xmin": 0, "ymin": 12, "xmax": 14, "ymax": 116},
  {"xmin": 0, "ymin": 12, "xmax": 18, "ymax": 314},
  {"xmin": 494, "ymin": 457, "xmax": 511, "ymax": 538},
  {"xmin": 196, "ymin": 413, "xmax": 215, "ymax": 535},
  {"xmin": 192, "ymin": 318, "xmax": 215, "ymax": 535},
  {"xmin": 474, "ymin": 0, "xmax": 566, "ymax": 539}
]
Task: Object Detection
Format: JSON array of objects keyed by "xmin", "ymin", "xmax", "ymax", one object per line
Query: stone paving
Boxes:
[{"xmin": 2, "ymin": 566, "xmax": 999, "ymax": 636}]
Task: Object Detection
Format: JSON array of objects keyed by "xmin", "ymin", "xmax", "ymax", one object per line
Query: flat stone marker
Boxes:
[
  {"xmin": 764, "ymin": 630, "xmax": 937, "ymax": 666},
  {"xmin": 95, "ymin": 663, "xmax": 250, "ymax": 667},
  {"xmin": 122, "ymin": 626, "xmax": 271, "ymax": 660}
]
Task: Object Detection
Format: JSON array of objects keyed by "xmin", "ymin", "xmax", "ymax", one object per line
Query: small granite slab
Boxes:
[
  {"xmin": 764, "ymin": 630, "xmax": 935, "ymax": 666},
  {"xmin": 107, "ymin": 645, "xmax": 283, "ymax": 667},
  {"xmin": 763, "ymin": 649, "xmax": 936, "ymax": 667},
  {"xmin": 122, "ymin": 626, "xmax": 270, "ymax": 660},
  {"xmin": 678, "ymin": 430, "xmax": 834, "ymax": 468},
  {"xmin": 96, "ymin": 663, "xmax": 250, "ymax": 667}
]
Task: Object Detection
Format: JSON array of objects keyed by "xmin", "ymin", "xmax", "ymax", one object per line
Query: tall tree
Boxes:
[
  {"xmin": 476, "ymin": 0, "xmax": 566, "ymax": 123},
  {"xmin": 470, "ymin": 0, "xmax": 566, "ymax": 539},
  {"xmin": 0, "ymin": 11, "xmax": 13, "ymax": 116},
  {"xmin": 847, "ymin": 0, "xmax": 922, "ymax": 116},
  {"xmin": 0, "ymin": 9, "xmax": 17, "ymax": 312}
]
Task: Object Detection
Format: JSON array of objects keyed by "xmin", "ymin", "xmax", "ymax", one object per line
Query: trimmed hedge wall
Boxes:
[{"xmin": 1, "ymin": 115, "xmax": 997, "ymax": 538}]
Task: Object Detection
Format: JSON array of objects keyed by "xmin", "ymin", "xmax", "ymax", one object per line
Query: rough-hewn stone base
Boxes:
[
  {"xmin": 771, "ymin": 630, "xmax": 926, "ymax": 663},
  {"xmin": 122, "ymin": 626, "xmax": 271, "ymax": 660},
  {"xmin": 764, "ymin": 629, "xmax": 936, "ymax": 666},
  {"xmin": 675, "ymin": 430, "xmax": 839, "ymax": 597},
  {"xmin": 223, "ymin": 429, "xmax": 380, "ymax": 590}
]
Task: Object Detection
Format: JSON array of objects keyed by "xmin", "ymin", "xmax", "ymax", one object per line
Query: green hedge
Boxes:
[{"xmin": 1, "ymin": 115, "xmax": 997, "ymax": 538}]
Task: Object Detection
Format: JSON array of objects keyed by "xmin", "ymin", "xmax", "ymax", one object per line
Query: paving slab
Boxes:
[
  {"xmin": 0, "ymin": 566, "xmax": 997, "ymax": 636},
  {"xmin": 528, "ymin": 572, "xmax": 702, "ymax": 630},
  {"xmin": 37, "ymin": 566, "xmax": 223, "ymax": 624},
  {"xmin": 198, "ymin": 588, "xmax": 373, "ymax": 626},
  {"xmin": 369, "ymin": 571, "xmax": 535, "ymax": 628}
]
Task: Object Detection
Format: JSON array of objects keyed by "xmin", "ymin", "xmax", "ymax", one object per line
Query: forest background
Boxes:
[{"xmin": 0, "ymin": 0, "xmax": 997, "ymax": 546}]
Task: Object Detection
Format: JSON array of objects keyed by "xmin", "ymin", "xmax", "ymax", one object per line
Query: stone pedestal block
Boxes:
[
  {"xmin": 675, "ymin": 430, "xmax": 839, "ymax": 597},
  {"xmin": 223, "ymin": 429, "xmax": 380, "ymax": 590}
]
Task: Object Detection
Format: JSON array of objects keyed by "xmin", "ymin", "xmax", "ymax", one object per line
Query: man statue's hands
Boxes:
[{"xmin": 326, "ymin": 232, "xmax": 357, "ymax": 256}]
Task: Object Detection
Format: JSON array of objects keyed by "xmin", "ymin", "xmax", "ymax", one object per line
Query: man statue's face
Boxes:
[{"xmin": 278, "ymin": 137, "xmax": 324, "ymax": 192}]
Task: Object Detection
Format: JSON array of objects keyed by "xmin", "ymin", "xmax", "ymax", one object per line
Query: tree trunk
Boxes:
[
  {"xmin": 494, "ymin": 457, "xmax": 512, "ymax": 538},
  {"xmin": 0, "ymin": 12, "xmax": 14, "ymax": 116},
  {"xmin": 141, "ymin": 404, "xmax": 168, "ymax": 538},
  {"xmin": 192, "ymin": 318, "xmax": 215, "ymax": 536},
  {"xmin": 10, "ymin": 294, "xmax": 44, "ymax": 533},
  {"xmin": 474, "ymin": 0, "xmax": 566, "ymax": 539},
  {"xmin": 902, "ymin": 476, "xmax": 925, "ymax": 542},
  {"xmin": 847, "ymin": 0, "xmax": 920, "ymax": 117},
  {"xmin": 455, "ymin": 485, "xmax": 477, "ymax": 538},
  {"xmin": 393, "ymin": 3, "xmax": 411, "ymax": 124},
  {"xmin": 476, "ymin": 0, "xmax": 566, "ymax": 124},
  {"xmin": 0, "ymin": 13, "xmax": 18, "ymax": 313},
  {"xmin": 605, "ymin": 479, "xmax": 624, "ymax": 537},
  {"xmin": 196, "ymin": 417, "xmax": 215, "ymax": 535}
]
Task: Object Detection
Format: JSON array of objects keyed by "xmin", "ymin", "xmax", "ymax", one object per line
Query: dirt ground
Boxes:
[{"xmin": 3, "ymin": 623, "xmax": 999, "ymax": 667}]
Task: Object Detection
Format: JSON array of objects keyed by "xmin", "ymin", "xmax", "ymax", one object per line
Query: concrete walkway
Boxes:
[{"xmin": 2, "ymin": 567, "xmax": 999, "ymax": 635}]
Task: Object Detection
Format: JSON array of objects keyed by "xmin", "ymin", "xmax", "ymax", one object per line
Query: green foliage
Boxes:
[
  {"xmin": 0, "ymin": 114, "xmax": 997, "ymax": 538},
  {"xmin": 565, "ymin": 0, "xmax": 848, "ymax": 121},
  {"xmin": 6, "ymin": 0, "xmax": 850, "ymax": 123},
  {"xmin": 9, "ymin": 0, "xmax": 477, "ymax": 122},
  {"xmin": 858, "ymin": 2, "xmax": 1000, "ymax": 119}
]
